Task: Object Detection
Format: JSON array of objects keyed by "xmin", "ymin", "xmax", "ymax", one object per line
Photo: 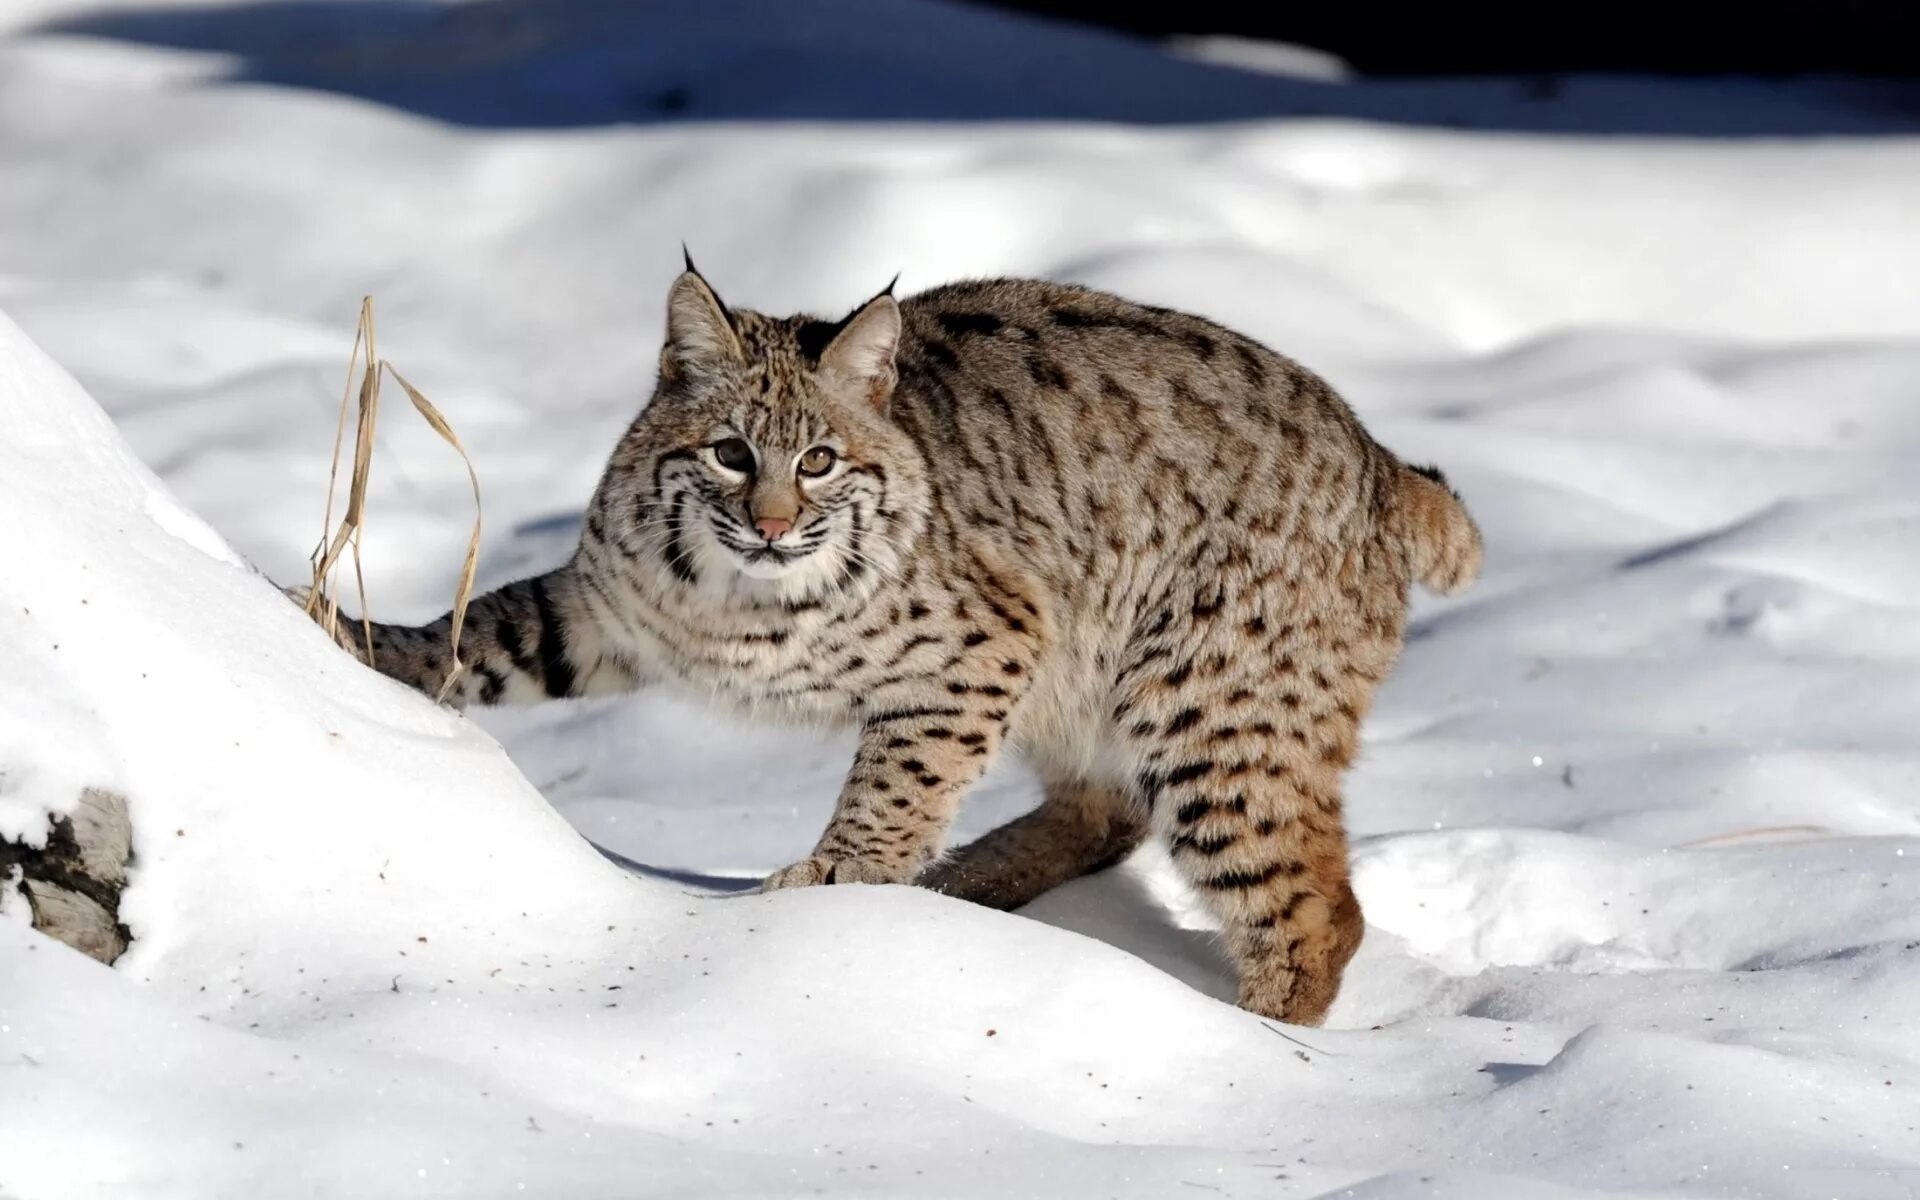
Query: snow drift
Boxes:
[{"xmin": 5, "ymin": 240, "xmax": 1919, "ymax": 1200}]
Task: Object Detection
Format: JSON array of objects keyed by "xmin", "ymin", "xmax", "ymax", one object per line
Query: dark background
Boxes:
[
  {"xmin": 984, "ymin": 1, "xmax": 1920, "ymax": 75},
  {"xmin": 31, "ymin": 0, "xmax": 1920, "ymax": 132}
]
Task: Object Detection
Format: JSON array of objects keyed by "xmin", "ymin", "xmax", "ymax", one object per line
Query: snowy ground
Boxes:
[{"xmin": 3, "ymin": 3, "xmax": 1920, "ymax": 1197}]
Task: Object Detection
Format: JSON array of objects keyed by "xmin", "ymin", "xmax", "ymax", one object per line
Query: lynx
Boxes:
[{"xmin": 304, "ymin": 262, "xmax": 1480, "ymax": 1025}]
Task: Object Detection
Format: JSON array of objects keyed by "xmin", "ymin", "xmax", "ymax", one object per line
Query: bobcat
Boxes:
[{"xmin": 303, "ymin": 261, "xmax": 1480, "ymax": 1025}]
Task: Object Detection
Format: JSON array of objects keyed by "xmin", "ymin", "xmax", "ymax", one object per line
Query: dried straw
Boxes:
[
  {"xmin": 1675, "ymin": 825, "xmax": 1830, "ymax": 848},
  {"xmin": 303, "ymin": 298, "xmax": 482, "ymax": 703}
]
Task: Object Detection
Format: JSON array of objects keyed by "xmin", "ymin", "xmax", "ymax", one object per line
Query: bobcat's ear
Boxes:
[
  {"xmin": 819, "ymin": 287, "xmax": 900, "ymax": 410},
  {"xmin": 662, "ymin": 259, "xmax": 742, "ymax": 380}
]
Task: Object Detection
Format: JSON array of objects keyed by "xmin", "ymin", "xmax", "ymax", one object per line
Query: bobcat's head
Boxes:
[{"xmin": 608, "ymin": 261, "xmax": 930, "ymax": 606}]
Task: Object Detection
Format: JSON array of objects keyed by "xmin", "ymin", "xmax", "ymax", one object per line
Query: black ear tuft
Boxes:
[
  {"xmin": 675, "ymin": 248, "xmax": 733, "ymax": 324},
  {"xmin": 882, "ymin": 273, "xmax": 900, "ymax": 297}
]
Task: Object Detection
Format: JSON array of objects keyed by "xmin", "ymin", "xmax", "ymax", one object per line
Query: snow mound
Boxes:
[{"xmin": 5, "ymin": 283, "xmax": 1920, "ymax": 1198}]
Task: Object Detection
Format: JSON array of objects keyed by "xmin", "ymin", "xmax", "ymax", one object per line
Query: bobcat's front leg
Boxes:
[{"xmin": 764, "ymin": 664, "xmax": 1029, "ymax": 890}]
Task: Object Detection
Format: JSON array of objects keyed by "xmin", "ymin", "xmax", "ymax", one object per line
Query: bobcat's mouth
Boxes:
[
  {"xmin": 724, "ymin": 539, "xmax": 823, "ymax": 583},
  {"xmin": 736, "ymin": 543, "xmax": 816, "ymax": 565},
  {"xmin": 710, "ymin": 518, "xmax": 824, "ymax": 579}
]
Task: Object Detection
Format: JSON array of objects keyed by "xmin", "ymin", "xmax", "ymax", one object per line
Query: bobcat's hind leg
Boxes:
[
  {"xmin": 1132, "ymin": 718, "xmax": 1364, "ymax": 1025},
  {"xmin": 1117, "ymin": 601, "xmax": 1387, "ymax": 1026},
  {"xmin": 918, "ymin": 780, "xmax": 1145, "ymax": 911}
]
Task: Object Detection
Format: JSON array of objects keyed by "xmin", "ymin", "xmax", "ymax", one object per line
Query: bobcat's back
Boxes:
[{"xmin": 888, "ymin": 279, "xmax": 1417, "ymax": 608}]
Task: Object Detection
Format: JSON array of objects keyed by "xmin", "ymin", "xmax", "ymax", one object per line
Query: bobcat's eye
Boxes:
[
  {"xmin": 711, "ymin": 438, "xmax": 755, "ymax": 473},
  {"xmin": 798, "ymin": 446, "xmax": 837, "ymax": 477}
]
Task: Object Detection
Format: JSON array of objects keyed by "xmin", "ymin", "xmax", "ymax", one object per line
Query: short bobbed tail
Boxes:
[{"xmin": 1389, "ymin": 463, "xmax": 1482, "ymax": 594}]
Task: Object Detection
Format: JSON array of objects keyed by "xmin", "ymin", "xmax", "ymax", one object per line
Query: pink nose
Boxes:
[{"xmin": 755, "ymin": 516, "xmax": 794, "ymax": 542}]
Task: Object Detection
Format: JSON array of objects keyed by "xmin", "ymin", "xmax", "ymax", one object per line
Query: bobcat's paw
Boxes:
[{"xmin": 760, "ymin": 854, "xmax": 906, "ymax": 892}]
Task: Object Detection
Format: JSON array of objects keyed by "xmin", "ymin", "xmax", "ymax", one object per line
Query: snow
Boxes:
[{"xmin": 3, "ymin": 3, "xmax": 1920, "ymax": 1197}]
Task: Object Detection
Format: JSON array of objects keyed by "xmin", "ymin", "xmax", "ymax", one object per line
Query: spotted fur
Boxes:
[{"xmin": 313, "ymin": 266, "xmax": 1482, "ymax": 1025}]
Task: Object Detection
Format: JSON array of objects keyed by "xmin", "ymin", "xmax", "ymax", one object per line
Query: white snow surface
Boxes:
[{"xmin": 3, "ymin": 4, "xmax": 1920, "ymax": 1197}]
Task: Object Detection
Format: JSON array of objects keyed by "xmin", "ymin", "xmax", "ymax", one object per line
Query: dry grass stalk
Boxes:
[
  {"xmin": 303, "ymin": 298, "xmax": 482, "ymax": 702},
  {"xmin": 1675, "ymin": 824, "xmax": 1830, "ymax": 848}
]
